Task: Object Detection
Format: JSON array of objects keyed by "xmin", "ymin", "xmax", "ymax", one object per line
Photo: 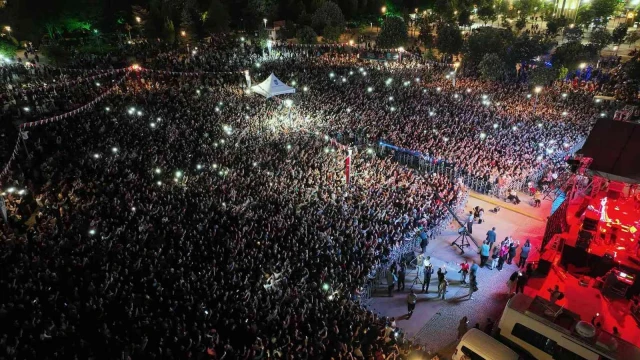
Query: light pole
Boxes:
[
  {"xmin": 285, "ymin": 99, "xmax": 293, "ymax": 127},
  {"xmin": 263, "ymin": 18, "xmax": 267, "ymax": 28},
  {"xmin": 533, "ymin": 86, "xmax": 542, "ymax": 114},
  {"xmin": 452, "ymin": 61, "xmax": 460, "ymax": 87}
]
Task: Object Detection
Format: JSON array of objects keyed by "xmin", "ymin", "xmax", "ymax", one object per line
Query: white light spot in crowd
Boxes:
[
  {"xmin": 443, "ymin": 137, "xmax": 449, "ymax": 142},
  {"xmin": 562, "ymin": 111, "xmax": 568, "ymax": 116},
  {"xmin": 256, "ymin": 63, "xmax": 261, "ymax": 68},
  {"xmin": 18, "ymin": 190, "xmax": 25, "ymax": 195},
  {"xmin": 467, "ymin": 88, "xmax": 471, "ymax": 93},
  {"xmin": 218, "ymin": 171, "xmax": 224, "ymax": 176},
  {"xmin": 331, "ymin": 148, "xmax": 336, "ymax": 153},
  {"xmin": 482, "ymin": 95, "xmax": 488, "ymax": 100},
  {"xmin": 303, "ymin": 86, "xmax": 309, "ymax": 92},
  {"xmin": 537, "ymin": 123, "xmax": 542, "ymax": 127},
  {"xmin": 390, "ymin": 107, "xmax": 396, "ymax": 111},
  {"xmin": 536, "ymin": 155, "xmax": 543, "ymax": 161},
  {"xmin": 7, "ymin": 187, "xmax": 15, "ymax": 194},
  {"xmin": 23, "ymin": 107, "xmax": 30, "ymax": 112},
  {"xmin": 454, "ymin": 94, "xmax": 459, "ymax": 99},
  {"xmin": 526, "ymin": 94, "xmax": 532, "ymax": 99},
  {"xmin": 324, "ymin": 135, "xmax": 329, "ymax": 141},
  {"xmin": 93, "ymin": 154, "xmax": 100, "ymax": 159},
  {"xmin": 415, "ymin": 78, "xmax": 420, "ymax": 82},
  {"xmin": 105, "ymin": 107, "xmax": 110, "ymax": 111},
  {"xmin": 386, "ymin": 78, "xmax": 393, "ymax": 85},
  {"xmin": 175, "ymin": 171, "xmax": 183, "ymax": 178},
  {"xmin": 600, "ymin": 112, "xmax": 606, "ymax": 117},
  {"xmin": 436, "ymin": 87, "xmax": 441, "ymax": 92},
  {"xmin": 324, "ymin": 148, "xmax": 329, "ymax": 153},
  {"xmin": 112, "ymin": 147, "xmax": 118, "ymax": 153},
  {"xmin": 403, "ymin": 81, "xmax": 410, "ymax": 86},
  {"xmin": 240, "ymin": 37, "xmax": 245, "ymax": 41},
  {"xmin": 595, "ymin": 99, "xmax": 601, "ymax": 103},
  {"xmin": 150, "ymin": 123, "xmax": 156, "ymax": 128},
  {"xmin": 362, "ymin": 71, "xmax": 367, "ymax": 76},
  {"xmin": 286, "ymin": 144, "xmax": 292, "ymax": 150},
  {"xmin": 562, "ymin": 93, "xmax": 568, "ymax": 98},
  {"xmin": 423, "ymin": 89, "xmax": 427, "ymax": 93},
  {"xmin": 480, "ymin": 132, "xmax": 486, "ymax": 139},
  {"xmin": 192, "ymin": 50, "xmax": 197, "ymax": 55},
  {"xmin": 174, "ymin": 178, "xmax": 179, "ymax": 182},
  {"xmin": 222, "ymin": 202, "xmax": 226, "ymax": 207},
  {"xmin": 428, "ymin": 112, "xmax": 434, "ymax": 116},
  {"xmin": 445, "ymin": 75, "xmax": 450, "ymax": 79},
  {"xmin": 367, "ymin": 87, "xmax": 373, "ymax": 93},
  {"xmin": 291, "ymin": 80, "xmax": 296, "ymax": 86},
  {"xmin": 347, "ymin": 108, "xmax": 351, "ymax": 113},
  {"xmin": 157, "ymin": 181, "xmax": 162, "ymax": 186},
  {"xmin": 89, "ymin": 229, "xmax": 96, "ymax": 235},
  {"xmin": 253, "ymin": 162, "xmax": 257, "ymax": 167},
  {"xmin": 215, "ymin": 107, "xmax": 220, "ymax": 112},
  {"xmin": 137, "ymin": 111, "xmax": 142, "ymax": 116},
  {"xmin": 564, "ymin": 143, "xmax": 569, "ymax": 148},
  {"xmin": 328, "ymin": 295, "xmax": 334, "ymax": 300},
  {"xmin": 212, "ymin": 164, "xmax": 218, "ymax": 169},
  {"xmin": 389, "ymin": 96, "xmax": 394, "ymax": 101},
  {"xmin": 96, "ymin": 82, "xmax": 101, "ymax": 86},
  {"xmin": 220, "ymin": 139, "xmax": 225, "ymax": 144},
  {"xmin": 367, "ymin": 148, "xmax": 374, "ymax": 154},
  {"xmin": 342, "ymin": 77, "xmax": 347, "ymax": 83},
  {"xmin": 329, "ymin": 72, "xmax": 335, "ymax": 78},
  {"xmin": 512, "ymin": 126, "xmax": 518, "ymax": 131},
  {"xmin": 155, "ymin": 168, "xmax": 161, "ymax": 174},
  {"xmin": 196, "ymin": 90, "xmax": 201, "ymax": 94},
  {"xmin": 349, "ymin": 71, "xmax": 354, "ymax": 75},
  {"xmin": 546, "ymin": 148, "xmax": 554, "ymax": 154},
  {"xmin": 539, "ymin": 142, "xmax": 545, "ymax": 147},
  {"xmin": 197, "ymin": 164, "xmax": 203, "ymax": 170},
  {"xmin": 131, "ymin": 207, "xmax": 136, "ymax": 211},
  {"xmin": 359, "ymin": 67, "xmax": 364, "ymax": 72},
  {"xmin": 493, "ymin": 123, "xmax": 499, "ymax": 129}
]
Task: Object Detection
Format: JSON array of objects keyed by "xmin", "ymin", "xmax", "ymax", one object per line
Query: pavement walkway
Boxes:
[{"xmin": 368, "ymin": 192, "xmax": 550, "ymax": 357}]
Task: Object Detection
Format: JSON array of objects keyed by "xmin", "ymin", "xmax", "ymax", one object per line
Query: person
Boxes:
[
  {"xmin": 469, "ymin": 259, "xmax": 479, "ymax": 277},
  {"xmin": 533, "ymin": 190, "xmax": 542, "ymax": 207},
  {"xmin": 457, "ymin": 316, "xmax": 469, "ymax": 340},
  {"xmin": 477, "ymin": 207, "xmax": 484, "ymax": 224},
  {"xmin": 508, "ymin": 240, "xmax": 519, "ymax": 265},
  {"xmin": 466, "ymin": 211, "xmax": 474, "ymax": 234},
  {"xmin": 484, "ymin": 318, "xmax": 494, "ymax": 335},
  {"xmin": 480, "ymin": 240, "xmax": 490, "ymax": 267},
  {"xmin": 387, "ymin": 266, "xmax": 397, "ymax": 297},
  {"xmin": 490, "ymin": 246, "xmax": 500, "ymax": 270},
  {"xmin": 437, "ymin": 266, "xmax": 448, "ymax": 298},
  {"xmin": 507, "ymin": 271, "xmax": 519, "ymax": 295},
  {"xmin": 486, "ymin": 227, "xmax": 497, "ymax": 250},
  {"xmin": 406, "ymin": 289, "xmax": 418, "ymax": 319},
  {"xmin": 497, "ymin": 243, "xmax": 509, "ymax": 271},
  {"xmin": 439, "ymin": 279, "xmax": 449, "ymax": 300},
  {"xmin": 419, "ymin": 230, "xmax": 429, "ymax": 253},
  {"xmin": 507, "ymin": 189, "xmax": 521, "ymax": 205},
  {"xmin": 397, "ymin": 262, "xmax": 406, "ymax": 292},
  {"xmin": 516, "ymin": 272, "xmax": 528, "ymax": 294},
  {"xmin": 548, "ymin": 284, "xmax": 564, "ymax": 304},
  {"xmin": 518, "ymin": 239, "xmax": 531, "ymax": 268},
  {"xmin": 468, "ymin": 273, "xmax": 477, "ymax": 300},
  {"xmin": 459, "ymin": 260, "xmax": 470, "ymax": 285},
  {"xmin": 422, "ymin": 259, "xmax": 433, "ymax": 293}
]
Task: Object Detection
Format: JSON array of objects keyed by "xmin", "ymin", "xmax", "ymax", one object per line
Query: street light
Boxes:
[
  {"xmin": 263, "ymin": 18, "xmax": 267, "ymax": 28},
  {"xmin": 533, "ymin": 86, "xmax": 542, "ymax": 113},
  {"xmin": 579, "ymin": 62, "xmax": 587, "ymax": 69},
  {"xmin": 452, "ymin": 62, "xmax": 460, "ymax": 86},
  {"xmin": 181, "ymin": 30, "xmax": 186, "ymax": 37},
  {"xmin": 285, "ymin": 99, "xmax": 293, "ymax": 126},
  {"xmin": 135, "ymin": 16, "xmax": 141, "ymax": 23},
  {"xmin": 4, "ymin": 26, "xmax": 10, "ymax": 34}
]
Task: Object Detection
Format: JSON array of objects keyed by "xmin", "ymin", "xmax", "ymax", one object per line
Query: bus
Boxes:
[{"xmin": 497, "ymin": 294, "xmax": 640, "ymax": 360}]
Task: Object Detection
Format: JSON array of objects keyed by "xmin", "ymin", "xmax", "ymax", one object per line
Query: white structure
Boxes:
[{"xmin": 250, "ymin": 73, "xmax": 296, "ymax": 99}]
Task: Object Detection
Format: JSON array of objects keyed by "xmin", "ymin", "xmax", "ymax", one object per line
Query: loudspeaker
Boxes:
[
  {"xmin": 576, "ymin": 231, "xmax": 592, "ymax": 250},
  {"xmin": 537, "ymin": 259, "xmax": 552, "ymax": 276},
  {"xmin": 583, "ymin": 217, "xmax": 598, "ymax": 231}
]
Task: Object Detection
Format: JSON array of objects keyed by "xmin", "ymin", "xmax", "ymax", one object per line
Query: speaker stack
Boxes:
[
  {"xmin": 576, "ymin": 230, "xmax": 594, "ymax": 250},
  {"xmin": 583, "ymin": 217, "xmax": 598, "ymax": 231}
]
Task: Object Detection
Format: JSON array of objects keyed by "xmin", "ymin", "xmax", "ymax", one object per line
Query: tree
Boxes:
[
  {"xmin": 515, "ymin": 17, "xmax": 526, "ymax": 32},
  {"xmin": 377, "ymin": 16, "xmax": 408, "ymax": 49},
  {"xmin": 589, "ymin": 28, "xmax": 612, "ymax": 50},
  {"xmin": 514, "ymin": 0, "xmax": 542, "ymax": 18},
  {"xmin": 546, "ymin": 16, "xmax": 568, "ymax": 36},
  {"xmin": 552, "ymin": 41, "xmax": 599, "ymax": 70},
  {"xmin": 564, "ymin": 26, "xmax": 584, "ymax": 42},
  {"xmin": 457, "ymin": 8, "xmax": 473, "ymax": 28},
  {"xmin": 478, "ymin": 53, "xmax": 507, "ymax": 81},
  {"xmin": 180, "ymin": 0, "xmax": 200, "ymax": 38},
  {"xmin": 477, "ymin": 5, "xmax": 497, "ymax": 26},
  {"xmin": 436, "ymin": 23, "xmax": 463, "ymax": 57},
  {"xmin": 529, "ymin": 66, "xmax": 558, "ymax": 86},
  {"xmin": 418, "ymin": 18, "xmax": 434, "ymax": 48},
  {"xmin": 506, "ymin": 34, "xmax": 552, "ymax": 66},
  {"xmin": 557, "ymin": 66, "xmax": 569, "ymax": 81},
  {"xmin": 626, "ymin": 31, "xmax": 640, "ymax": 46},
  {"xmin": 590, "ymin": 0, "xmax": 621, "ymax": 26},
  {"xmin": 465, "ymin": 27, "xmax": 513, "ymax": 65},
  {"xmin": 434, "ymin": 0, "xmax": 455, "ymax": 21},
  {"xmin": 612, "ymin": 24, "xmax": 628, "ymax": 45},
  {"xmin": 162, "ymin": 18, "xmax": 176, "ymax": 44},
  {"xmin": 204, "ymin": 0, "xmax": 230, "ymax": 33},
  {"xmin": 0, "ymin": 37, "xmax": 18, "ymax": 58},
  {"xmin": 311, "ymin": 2, "xmax": 345, "ymax": 35},
  {"xmin": 296, "ymin": 25, "xmax": 317, "ymax": 44},
  {"xmin": 323, "ymin": 25, "xmax": 342, "ymax": 42},
  {"xmin": 575, "ymin": 6, "xmax": 594, "ymax": 28}
]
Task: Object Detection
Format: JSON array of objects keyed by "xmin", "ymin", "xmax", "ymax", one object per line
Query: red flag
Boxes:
[{"xmin": 345, "ymin": 152, "xmax": 351, "ymax": 185}]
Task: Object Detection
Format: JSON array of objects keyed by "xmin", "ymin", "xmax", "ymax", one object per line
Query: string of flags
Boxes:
[
  {"xmin": 7, "ymin": 69, "xmax": 127, "ymax": 95},
  {"xmin": 0, "ymin": 75, "xmax": 128, "ymax": 184},
  {"xmin": 18, "ymin": 75, "xmax": 127, "ymax": 129}
]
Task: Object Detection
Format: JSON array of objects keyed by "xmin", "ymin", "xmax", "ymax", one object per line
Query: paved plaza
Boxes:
[{"xmin": 368, "ymin": 192, "xmax": 550, "ymax": 356}]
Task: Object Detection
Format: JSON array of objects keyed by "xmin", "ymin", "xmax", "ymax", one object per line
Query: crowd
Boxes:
[{"xmin": 0, "ymin": 36, "xmax": 604, "ymax": 359}]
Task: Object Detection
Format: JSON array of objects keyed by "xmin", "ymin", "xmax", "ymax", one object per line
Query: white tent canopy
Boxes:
[{"xmin": 250, "ymin": 73, "xmax": 296, "ymax": 98}]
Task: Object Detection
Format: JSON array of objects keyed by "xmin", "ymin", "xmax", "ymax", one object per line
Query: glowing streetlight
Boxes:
[
  {"xmin": 135, "ymin": 16, "xmax": 141, "ymax": 23},
  {"xmin": 381, "ymin": 6, "xmax": 387, "ymax": 15},
  {"xmin": 533, "ymin": 86, "xmax": 542, "ymax": 113},
  {"xmin": 181, "ymin": 30, "xmax": 186, "ymax": 37},
  {"xmin": 579, "ymin": 63, "xmax": 586, "ymax": 69},
  {"xmin": 4, "ymin": 26, "xmax": 11, "ymax": 34},
  {"xmin": 263, "ymin": 18, "xmax": 267, "ymax": 28}
]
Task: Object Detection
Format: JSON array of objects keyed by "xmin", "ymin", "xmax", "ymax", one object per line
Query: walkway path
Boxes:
[{"xmin": 368, "ymin": 193, "xmax": 549, "ymax": 357}]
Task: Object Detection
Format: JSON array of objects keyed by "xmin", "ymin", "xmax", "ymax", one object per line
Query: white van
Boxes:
[{"xmin": 453, "ymin": 328, "xmax": 520, "ymax": 360}]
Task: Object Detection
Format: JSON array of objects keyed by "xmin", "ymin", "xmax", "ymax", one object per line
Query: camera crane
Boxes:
[{"xmin": 435, "ymin": 192, "xmax": 478, "ymax": 254}]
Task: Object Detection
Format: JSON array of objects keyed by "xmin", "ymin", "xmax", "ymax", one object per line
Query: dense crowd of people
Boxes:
[{"xmin": 0, "ymin": 36, "xmax": 605, "ymax": 359}]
